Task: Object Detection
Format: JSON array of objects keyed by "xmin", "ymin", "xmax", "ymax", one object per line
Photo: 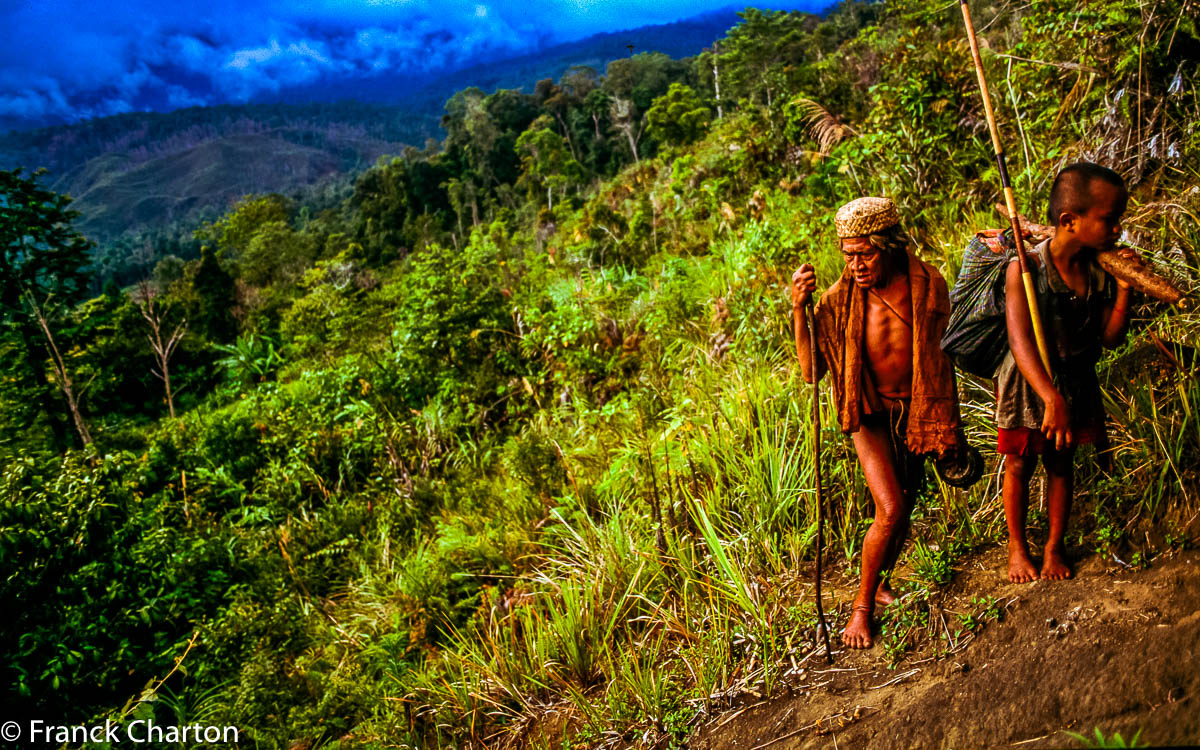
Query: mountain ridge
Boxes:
[{"xmin": 0, "ymin": 7, "xmax": 747, "ymax": 252}]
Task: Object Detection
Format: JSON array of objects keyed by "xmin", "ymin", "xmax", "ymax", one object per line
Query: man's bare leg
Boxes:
[
  {"xmin": 874, "ymin": 511, "xmax": 911, "ymax": 607},
  {"xmin": 845, "ymin": 423, "xmax": 911, "ymax": 649},
  {"xmin": 1041, "ymin": 448, "xmax": 1074, "ymax": 580},
  {"xmin": 1003, "ymin": 454, "xmax": 1040, "ymax": 583},
  {"xmin": 876, "ymin": 579, "xmax": 897, "ymax": 607}
]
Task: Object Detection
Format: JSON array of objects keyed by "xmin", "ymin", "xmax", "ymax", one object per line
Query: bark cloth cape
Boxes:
[{"xmin": 812, "ymin": 251, "xmax": 961, "ymax": 458}]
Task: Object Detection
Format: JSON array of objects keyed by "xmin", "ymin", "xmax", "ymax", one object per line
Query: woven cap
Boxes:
[{"xmin": 834, "ymin": 197, "xmax": 900, "ymax": 239}]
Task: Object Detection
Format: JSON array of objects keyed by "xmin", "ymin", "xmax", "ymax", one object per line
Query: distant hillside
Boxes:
[
  {"xmin": 0, "ymin": 8, "xmax": 742, "ymax": 252},
  {"xmin": 0, "ymin": 102, "xmax": 422, "ymax": 245},
  {"xmin": 69, "ymin": 130, "xmax": 400, "ymax": 241}
]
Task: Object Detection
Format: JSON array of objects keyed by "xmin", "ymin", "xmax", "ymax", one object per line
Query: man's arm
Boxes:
[
  {"xmin": 792, "ymin": 264, "xmax": 826, "ymax": 383},
  {"xmin": 1005, "ymin": 260, "xmax": 1072, "ymax": 449},
  {"xmin": 1100, "ymin": 249, "xmax": 1137, "ymax": 347}
]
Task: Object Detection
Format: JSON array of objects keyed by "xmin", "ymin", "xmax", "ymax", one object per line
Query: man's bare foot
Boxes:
[
  {"xmin": 875, "ymin": 580, "xmax": 897, "ymax": 607},
  {"xmin": 1041, "ymin": 545, "xmax": 1073, "ymax": 580},
  {"xmin": 1008, "ymin": 545, "xmax": 1040, "ymax": 583},
  {"xmin": 842, "ymin": 605, "xmax": 873, "ymax": 649}
]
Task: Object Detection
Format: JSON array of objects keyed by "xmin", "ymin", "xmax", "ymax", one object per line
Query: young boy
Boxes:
[
  {"xmin": 792, "ymin": 197, "xmax": 966, "ymax": 648},
  {"xmin": 999, "ymin": 162, "xmax": 1136, "ymax": 582}
]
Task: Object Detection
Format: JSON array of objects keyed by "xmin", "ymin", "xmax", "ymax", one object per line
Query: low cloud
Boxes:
[
  {"xmin": 0, "ymin": 80, "xmax": 72, "ymax": 122},
  {"xmin": 0, "ymin": 0, "xmax": 814, "ymax": 130},
  {"xmin": 0, "ymin": 2, "xmax": 546, "ymax": 128}
]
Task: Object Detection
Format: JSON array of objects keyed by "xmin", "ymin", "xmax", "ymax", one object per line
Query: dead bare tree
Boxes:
[
  {"xmin": 609, "ymin": 97, "xmax": 643, "ymax": 163},
  {"xmin": 23, "ymin": 290, "xmax": 92, "ymax": 446},
  {"xmin": 707, "ymin": 43, "xmax": 724, "ymax": 120},
  {"xmin": 136, "ymin": 282, "xmax": 187, "ymax": 419}
]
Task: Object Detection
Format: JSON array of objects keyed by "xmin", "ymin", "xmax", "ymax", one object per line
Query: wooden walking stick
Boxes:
[
  {"xmin": 794, "ymin": 298, "xmax": 833, "ymax": 663},
  {"xmin": 960, "ymin": 0, "xmax": 1054, "ymax": 377}
]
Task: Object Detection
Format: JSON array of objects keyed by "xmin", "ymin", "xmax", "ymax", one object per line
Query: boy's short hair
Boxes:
[{"xmin": 1046, "ymin": 162, "xmax": 1127, "ymax": 226}]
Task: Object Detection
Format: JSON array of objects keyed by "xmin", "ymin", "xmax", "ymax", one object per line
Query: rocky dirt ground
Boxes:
[{"xmin": 689, "ymin": 546, "xmax": 1200, "ymax": 749}]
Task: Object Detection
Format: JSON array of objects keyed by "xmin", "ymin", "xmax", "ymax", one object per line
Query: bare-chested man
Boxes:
[{"xmin": 792, "ymin": 197, "xmax": 965, "ymax": 649}]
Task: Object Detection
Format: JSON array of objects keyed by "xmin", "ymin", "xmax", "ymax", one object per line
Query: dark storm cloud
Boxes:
[{"xmin": 0, "ymin": 0, "xmax": 815, "ymax": 128}]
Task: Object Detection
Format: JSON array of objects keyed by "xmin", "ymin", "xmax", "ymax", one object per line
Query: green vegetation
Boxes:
[
  {"xmin": 2, "ymin": 1, "xmax": 1199, "ymax": 746},
  {"xmin": 1065, "ymin": 727, "xmax": 1146, "ymax": 748}
]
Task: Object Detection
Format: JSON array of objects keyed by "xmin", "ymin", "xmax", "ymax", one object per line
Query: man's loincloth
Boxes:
[{"xmin": 860, "ymin": 394, "xmax": 926, "ymax": 497}]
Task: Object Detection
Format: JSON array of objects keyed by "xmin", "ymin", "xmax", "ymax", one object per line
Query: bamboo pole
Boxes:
[{"xmin": 960, "ymin": 0, "xmax": 1054, "ymax": 377}]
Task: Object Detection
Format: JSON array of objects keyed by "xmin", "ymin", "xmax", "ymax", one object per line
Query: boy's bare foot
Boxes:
[
  {"xmin": 842, "ymin": 605, "xmax": 874, "ymax": 649},
  {"xmin": 1041, "ymin": 545, "xmax": 1073, "ymax": 580},
  {"xmin": 1008, "ymin": 545, "xmax": 1040, "ymax": 583},
  {"xmin": 875, "ymin": 580, "xmax": 897, "ymax": 607}
]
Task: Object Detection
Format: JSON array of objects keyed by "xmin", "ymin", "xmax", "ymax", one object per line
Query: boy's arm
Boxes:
[
  {"xmin": 1100, "ymin": 248, "xmax": 1137, "ymax": 347},
  {"xmin": 791, "ymin": 264, "xmax": 827, "ymax": 384},
  {"xmin": 1005, "ymin": 261, "xmax": 1072, "ymax": 449}
]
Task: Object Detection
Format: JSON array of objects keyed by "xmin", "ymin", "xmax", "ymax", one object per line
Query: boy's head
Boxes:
[{"xmin": 1047, "ymin": 163, "xmax": 1128, "ymax": 250}]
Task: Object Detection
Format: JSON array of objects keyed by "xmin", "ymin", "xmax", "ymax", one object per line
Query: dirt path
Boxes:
[{"xmin": 690, "ymin": 547, "xmax": 1200, "ymax": 749}]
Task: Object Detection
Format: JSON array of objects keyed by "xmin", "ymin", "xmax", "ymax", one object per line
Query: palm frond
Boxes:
[{"xmin": 790, "ymin": 97, "xmax": 856, "ymax": 155}]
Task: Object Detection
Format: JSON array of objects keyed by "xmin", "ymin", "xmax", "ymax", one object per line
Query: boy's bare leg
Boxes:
[
  {"xmin": 1003, "ymin": 454, "xmax": 1040, "ymax": 583},
  {"xmin": 846, "ymin": 422, "xmax": 911, "ymax": 648},
  {"xmin": 1041, "ymin": 448, "xmax": 1075, "ymax": 580}
]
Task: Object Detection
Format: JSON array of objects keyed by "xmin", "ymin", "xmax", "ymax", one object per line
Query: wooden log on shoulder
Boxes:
[
  {"xmin": 1095, "ymin": 250, "xmax": 1185, "ymax": 305},
  {"xmin": 994, "ymin": 204, "xmax": 1186, "ymax": 305}
]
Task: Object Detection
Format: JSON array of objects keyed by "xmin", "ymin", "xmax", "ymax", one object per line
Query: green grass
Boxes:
[{"xmin": 1064, "ymin": 727, "xmax": 1146, "ymax": 748}]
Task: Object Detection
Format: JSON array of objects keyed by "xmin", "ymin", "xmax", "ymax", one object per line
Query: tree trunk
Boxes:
[
  {"xmin": 713, "ymin": 57, "xmax": 723, "ymax": 119},
  {"xmin": 26, "ymin": 293, "xmax": 91, "ymax": 446},
  {"xmin": 554, "ymin": 111, "xmax": 580, "ymax": 162},
  {"xmin": 16, "ymin": 320, "xmax": 70, "ymax": 448},
  {"xmin": 139, "ymin": 289, "xmax": 187, "ymax": 420}
]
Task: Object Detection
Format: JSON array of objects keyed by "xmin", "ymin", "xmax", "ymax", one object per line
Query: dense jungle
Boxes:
[{"xmin": 2, "ymin": 0, "xmax": 1199, "ymax": 747}]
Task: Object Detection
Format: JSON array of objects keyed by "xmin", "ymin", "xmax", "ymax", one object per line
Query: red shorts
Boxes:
[{"xmin": 997, "ymin": 424, "xmax": 1106, "ymax": 456}]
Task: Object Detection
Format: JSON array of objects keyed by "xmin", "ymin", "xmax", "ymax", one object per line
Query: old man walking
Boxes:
[{"xmin": 791, "ymin": 197, "xmax": 967, "ymax": 648}]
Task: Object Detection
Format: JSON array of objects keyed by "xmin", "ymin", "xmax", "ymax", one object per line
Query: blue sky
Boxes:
[{"xmin": 1, "ymin": 1, "xmax": 820, "ymax": 129}]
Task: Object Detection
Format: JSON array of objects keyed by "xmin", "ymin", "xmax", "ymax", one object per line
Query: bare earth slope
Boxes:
[{"xmin": 692, "ymin": 547, "xmax": 1200, "ymax": 749}]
